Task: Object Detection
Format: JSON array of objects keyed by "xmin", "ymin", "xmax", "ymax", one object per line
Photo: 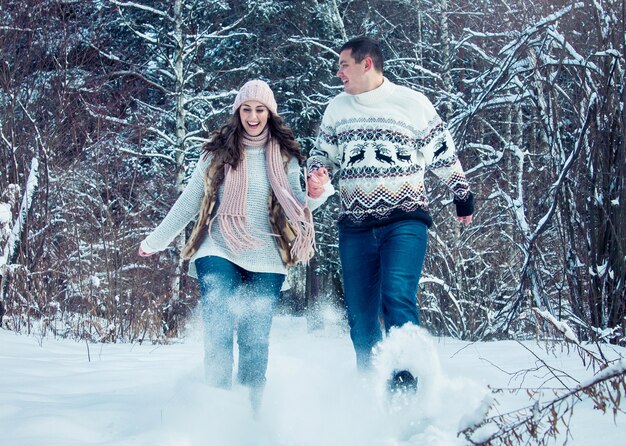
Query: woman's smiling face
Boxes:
[{"xmin": 239, "ymin": 100, "xmax": 269, "ymax": 136}]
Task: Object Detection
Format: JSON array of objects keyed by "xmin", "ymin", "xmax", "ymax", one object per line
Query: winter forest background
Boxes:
[{"xmin": 0, "ymin": 0, "xmax": 624, "ymax": 347}]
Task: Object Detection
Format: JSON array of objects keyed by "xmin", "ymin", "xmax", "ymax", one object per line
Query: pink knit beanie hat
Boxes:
[{"xmin": 232, "ymin": 79, "xmax": 278, "ymax": 114}]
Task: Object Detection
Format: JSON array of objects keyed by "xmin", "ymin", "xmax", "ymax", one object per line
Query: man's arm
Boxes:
[
  {"xmin": 306, "ymin": 107, "xmax": 341, "ymax": 200},
  {"xmin": 415, "ymin": 93, "xmax": 474, "ymax": 225},
  {"xmin": 426, "ymin": 130, "xmax": 474, "ymax": 225}
]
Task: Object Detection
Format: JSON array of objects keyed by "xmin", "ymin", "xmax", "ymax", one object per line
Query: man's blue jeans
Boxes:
[
  {"xmin": 339, "ymin": 219, "xmax": 428, "ymax": 370},
  {"xmin": 195, "ymin": 256, "xmax": 283, "ymax": 388}
]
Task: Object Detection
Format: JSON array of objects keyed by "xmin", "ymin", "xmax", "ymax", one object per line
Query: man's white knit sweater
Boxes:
[
  {"xmin": 141, "ymin": 146, "xmax": 332, "ymax": 278},
  {"xmin": 308, "ymin": 77, "xmax": 473, "ymax": 227}
]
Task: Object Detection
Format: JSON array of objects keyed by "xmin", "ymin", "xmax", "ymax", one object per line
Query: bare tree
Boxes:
[{"xmin": 2, "ymin": 0, "xmax": 623, "ymax": 347}]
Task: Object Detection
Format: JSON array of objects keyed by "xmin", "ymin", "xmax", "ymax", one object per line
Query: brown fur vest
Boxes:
[{"xmin": 180, "ymin": 152, "xmax": 302, "ymax": 266}]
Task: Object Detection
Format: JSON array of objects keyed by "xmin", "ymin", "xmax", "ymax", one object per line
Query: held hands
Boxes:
[{"xmin": 307, "ymin": 167, "xmax": 330, "ymax": 199}]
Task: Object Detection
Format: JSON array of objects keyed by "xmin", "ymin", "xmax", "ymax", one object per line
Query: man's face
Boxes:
[{"xmin": 337, "ymin": 49, "xmax": 368, "ymax": 95}]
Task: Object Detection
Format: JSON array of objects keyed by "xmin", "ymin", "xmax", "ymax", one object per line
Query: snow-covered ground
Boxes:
[{"xmin": 1, "ymin": 309, "xmax": 624, "ymax": 446}]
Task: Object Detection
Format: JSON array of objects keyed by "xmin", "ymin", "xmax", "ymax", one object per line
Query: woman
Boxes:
[{"xmin": 138, "ymin": 80, "xmax": 332, "ymax": 413}]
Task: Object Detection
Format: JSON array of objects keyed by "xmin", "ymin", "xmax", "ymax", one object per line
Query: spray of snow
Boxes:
[
  {"xmin": 137, "ymin": 315, "xmax": 489, "ymax": 446},
  {"xmin": 2, "ymin": 313, "xmax": 624, "ymax": 446},
  {"xmin": 370, "ymin": 324, "xmax": 490, "ymax": 444}
]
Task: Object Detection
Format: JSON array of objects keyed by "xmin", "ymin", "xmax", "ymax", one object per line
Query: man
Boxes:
[{"xmin": 307, "ymin": 37, "xmax": 474, "ymax": 385}]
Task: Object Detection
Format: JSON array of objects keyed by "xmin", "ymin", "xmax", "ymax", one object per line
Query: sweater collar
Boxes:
[
  {"xmin": 352, "ymin": 77, "xmax": 394, "ymax": 106},
  {"xmin": 241, "ymin": 127, "xmax": 269, "ymax": 148}
]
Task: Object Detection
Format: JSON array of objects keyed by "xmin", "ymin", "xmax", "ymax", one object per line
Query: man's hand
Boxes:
[
  {"xmin": 307, "ymin": 167, "xmax": 330, "ymax": 199},
  {"xmin": 138, "ymin": 245, "xmax": 155, "ymax": 257},
  {"xmin": 457, "ymin": 215, "xmax": 473, "ymax": 225}
]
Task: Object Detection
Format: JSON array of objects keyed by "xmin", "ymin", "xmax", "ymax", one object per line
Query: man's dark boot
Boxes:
[{"xmin": 387, "ymin": 369, "xmax": 418, "ymax": 394}]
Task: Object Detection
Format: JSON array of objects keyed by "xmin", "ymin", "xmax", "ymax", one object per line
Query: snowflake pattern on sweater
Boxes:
[{"xmin": 309, "ymin": 78, "xmax": 472, "ymax": 227}]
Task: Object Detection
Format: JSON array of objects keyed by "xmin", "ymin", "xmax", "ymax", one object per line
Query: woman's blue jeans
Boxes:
[
  {"xmin": 339, "ymin": 219, "xmax": 428, "ymax": 370},
  {"xmin": 195, "ymin": 256, "xmax": 283, "ymax": 388}
]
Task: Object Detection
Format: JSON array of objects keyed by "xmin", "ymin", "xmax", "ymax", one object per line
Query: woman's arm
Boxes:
[{"xmin": 139, "ymin": 154, "xmax": 211, "ymax": 254}]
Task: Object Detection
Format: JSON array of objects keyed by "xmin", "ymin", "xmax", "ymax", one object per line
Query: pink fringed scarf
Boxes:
[{"xmin": 210, "ymin": 128, "xmax": 315, "ymax": 264}]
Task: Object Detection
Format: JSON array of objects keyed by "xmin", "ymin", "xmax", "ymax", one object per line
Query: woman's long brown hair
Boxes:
[{"xmin": 202, "ymin": 109, "xmax": 304, "ymax": 168}]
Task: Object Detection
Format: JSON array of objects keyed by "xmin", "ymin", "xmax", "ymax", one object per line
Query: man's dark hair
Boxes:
[{"xmin": 340, "ymin": 36, "xmax": 384, "ymax": 73}]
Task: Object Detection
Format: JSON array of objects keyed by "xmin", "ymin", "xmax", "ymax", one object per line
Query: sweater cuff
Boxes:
[
  {"xmin": 453, "ymin": 191, "xmax": 474, "ymax": 217},
  {"xmin": 140, "ymin": 239, "xmax": 158, "ymax": 254},
  {"xmin": 307, "ymin": 182, "xmax": 335, "ymax": 212}
]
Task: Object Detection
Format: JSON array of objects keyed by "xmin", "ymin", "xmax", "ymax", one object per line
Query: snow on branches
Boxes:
[{"xmin": 459, "ymin": 309, "xmax": 626, "ymax": 445}]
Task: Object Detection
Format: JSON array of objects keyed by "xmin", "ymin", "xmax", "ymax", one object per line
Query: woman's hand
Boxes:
[
  {"xmin": 138, "ymin": 245, "xmax": 155, "ymax": 257},
  {"xmin": 307, "ymin": 167, "xmax": 329, "ymax": 199}
]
